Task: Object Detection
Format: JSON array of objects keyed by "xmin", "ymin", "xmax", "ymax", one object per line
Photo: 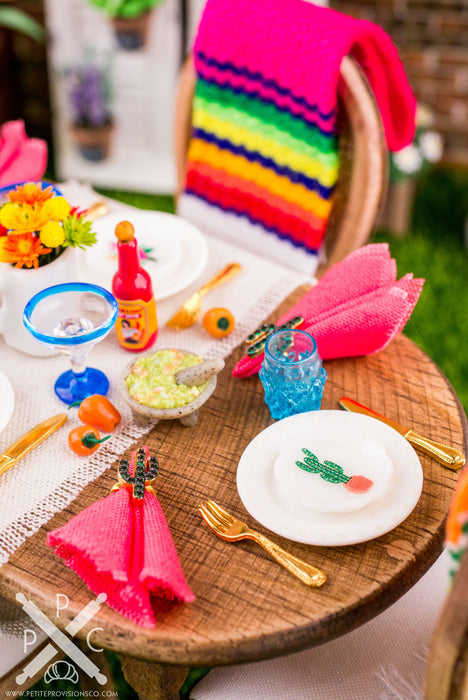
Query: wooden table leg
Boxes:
[{"xmin": 121, "ymin": 656, "xmax": 190, "ymax": 700}]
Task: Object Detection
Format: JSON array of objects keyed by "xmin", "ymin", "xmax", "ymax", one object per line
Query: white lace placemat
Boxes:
[{"xmin": 0, "ymin": 181, "xmax": 309, "ymax": 569}]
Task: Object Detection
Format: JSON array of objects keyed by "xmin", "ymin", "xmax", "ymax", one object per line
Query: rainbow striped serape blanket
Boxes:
[{"xmin": 178, "ymin": 0, "xmax": 416, "ymax": 275}]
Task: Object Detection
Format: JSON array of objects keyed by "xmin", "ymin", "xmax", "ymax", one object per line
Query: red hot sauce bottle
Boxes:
[{"xmin": 112, "ymin": 220, "xmax": 158, "ymax": 352}]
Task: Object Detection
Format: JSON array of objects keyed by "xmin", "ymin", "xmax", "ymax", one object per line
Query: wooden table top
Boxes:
[{"xmin": 0, "ymin": 290, "xmax": 466, "ymax": 668}]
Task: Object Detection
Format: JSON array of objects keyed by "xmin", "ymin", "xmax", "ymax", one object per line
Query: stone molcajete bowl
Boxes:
[{"xmin": 120, "ymin": 350, "xmax": 224, "ymax": 427}]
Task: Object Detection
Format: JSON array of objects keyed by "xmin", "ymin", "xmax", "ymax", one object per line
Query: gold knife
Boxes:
[
  {"xmin": 339, "ymin": 397, "xmax": 465, "ymax": 470},
  {"xmin": 0, "ymin": 414, "xmax": 68, "ymax": 478}
]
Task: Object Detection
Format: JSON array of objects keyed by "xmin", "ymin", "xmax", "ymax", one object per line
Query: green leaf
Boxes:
[
  {"xmin": 62, "ymin": 214, "xmax": 98, "ymax": 249},
  {"xmin": 87, "ymin": 0, "xmax": 166, "ymax": 18},
  {"xmin": 0, "ymin": 7, "xmax": 45, "ymax": 42}
]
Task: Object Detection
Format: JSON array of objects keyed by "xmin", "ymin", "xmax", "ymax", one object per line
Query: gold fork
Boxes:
[
  {"xmin": 198, "ymin": 500, "xmax": 327, "ymax": 587},
  {"xmin": 166, "ymin": 262, "xmax": 241, "ymax": 329}
]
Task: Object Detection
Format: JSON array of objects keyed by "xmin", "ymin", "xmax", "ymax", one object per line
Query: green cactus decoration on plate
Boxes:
[{"xmin": 296, "ymin": 448, "xmax": 373, "ymax": 494}]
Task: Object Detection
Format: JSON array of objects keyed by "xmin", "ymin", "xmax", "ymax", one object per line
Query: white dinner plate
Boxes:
[
  {"xmin": 237, "ymin": 410, "xmax": 423, "ymax": 546},
  {"xmin": 0, "ymin": 371, "xmax": 15, "ymax": 436},
  {"xmin": 77, "ymin": 211, "xmax": 209, "ymax": 301}
]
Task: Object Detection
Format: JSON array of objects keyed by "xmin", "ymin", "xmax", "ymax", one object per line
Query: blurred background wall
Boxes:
[
  {"xmin": 0, "ymin": 0, "xmax": 467, "ymax": 176},
  {"xmin": 330, "ymin": 0, "xmax": 468, "ymax": 167}
]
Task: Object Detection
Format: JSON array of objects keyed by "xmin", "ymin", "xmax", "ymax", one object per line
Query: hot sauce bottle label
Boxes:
[{"xmin": 115, "ymin": 298, "xmax": 158, "ymax": 350}]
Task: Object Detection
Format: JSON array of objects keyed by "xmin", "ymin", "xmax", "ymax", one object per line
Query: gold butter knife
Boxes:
[
  {"xmin": 339, "ymin": 397, "xmax": 465, "ymax": 470},
  {"xmin": 0, "ymin": 414, "xmax": 68, "ymax": 478}
]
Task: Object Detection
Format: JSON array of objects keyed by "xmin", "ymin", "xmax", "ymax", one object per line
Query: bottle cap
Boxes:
[{"xmin": 115, "ymin": 220, "xmax": 135, "ymax": 243}]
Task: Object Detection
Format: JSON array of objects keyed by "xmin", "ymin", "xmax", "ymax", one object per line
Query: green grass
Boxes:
[
  {"xmin": 373, "ymin": 168, "xmax": 468, "ymax": 413},
  {"xmin": 26, "ymin": 168, "xmax": 467, "ymax": 698}
]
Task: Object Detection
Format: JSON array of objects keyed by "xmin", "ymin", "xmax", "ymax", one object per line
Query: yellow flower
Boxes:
[
  {"xmin": 0, "ymin": 202, "xmax": 49, "ymax": 234},
  {"xmin": 0, "ymin": 233, "xmax": 51, "ymax": 269},
  {"xmin": 0, "ymin": 203, "xmax": 22, "ymax": 229},
  {"xmin": 40, "ymin": 221, "xmax": 65, "ymax": 247},
  {"xmin": 43, "ymin": 197, "xmax": 71, "ymax": 221},
  {"xmin": 8, "ymin": 182, "xmax": 54, "ymax": 205}
]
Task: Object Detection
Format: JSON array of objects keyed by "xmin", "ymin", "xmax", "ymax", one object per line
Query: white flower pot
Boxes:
[{"xmin": 0, "ymin": 246, "xmax": 79, "ymax": 356}]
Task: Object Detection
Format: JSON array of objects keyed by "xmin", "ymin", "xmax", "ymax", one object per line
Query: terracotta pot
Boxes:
[
  {"xmin": 70, "ymin": 122, "xmax": 114, "ymax": 162},
  {"xmin": 111, "ymin": 10, "xmax": 154, "ymax": 50}
]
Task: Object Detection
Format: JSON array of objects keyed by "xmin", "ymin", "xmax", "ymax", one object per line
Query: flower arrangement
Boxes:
[
  {"xmin": 390, "ymin": 104, "xmax": 444, "ymax": 182},
  {"xmin": 0, "ymin": 182, "xmax": 97, "ymax": 269},
  {"xmin": 86, "ymin": 0, "xmax": 166, "ymax": 18}
]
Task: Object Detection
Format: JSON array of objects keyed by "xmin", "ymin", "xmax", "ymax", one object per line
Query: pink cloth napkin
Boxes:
[
  {"xmin": 0, "ymin": 120, "xmax": 47, "ymax": 188},
  {"xmin": 195, "ymin": 0, "xmax": 416, "ymax": 151},
  {"xmin": 233, "ymin": 244, "xmax": 424, "ymax": 377},
  {"xmin": 48, "ymin": 448, "xmax": 195, "ymax": 628}
]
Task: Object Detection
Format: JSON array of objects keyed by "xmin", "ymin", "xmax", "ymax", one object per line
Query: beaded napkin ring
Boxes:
[
  {"xmin": 111, "ymin": 446, "xmax": 159, "ymax": 501},
  {"xmin": 245, "ymin": 315, "xmax": 304, "ymax": 357}
]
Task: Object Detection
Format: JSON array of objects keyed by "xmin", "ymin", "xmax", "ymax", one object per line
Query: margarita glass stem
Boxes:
[{"xmin": 68, "ymin": 346, "xmax": 92, "ymax": 376}]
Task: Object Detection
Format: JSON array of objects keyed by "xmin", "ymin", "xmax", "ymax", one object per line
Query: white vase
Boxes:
[{"xmin": 0, "ymin": 247, "xmax": 79, "ymax": 357}]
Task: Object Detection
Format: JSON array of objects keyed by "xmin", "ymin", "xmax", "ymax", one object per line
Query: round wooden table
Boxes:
[{"xmin": 0, "ymin": 290, "xmax": 466, "ymax": 699}]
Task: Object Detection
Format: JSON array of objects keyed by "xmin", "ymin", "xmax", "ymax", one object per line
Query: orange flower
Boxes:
[
  {"xmin": 8, "ymin": 182, "xmax": 54, "ymax": 206},
  {"xmin": 0, "ymin": 232, "xmax": 51, "ymax": 269}
]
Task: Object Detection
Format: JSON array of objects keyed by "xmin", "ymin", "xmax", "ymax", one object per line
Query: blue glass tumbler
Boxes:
[{"xmin": 259, "ymin": 329, "xmax": 327, "ymax": 420}]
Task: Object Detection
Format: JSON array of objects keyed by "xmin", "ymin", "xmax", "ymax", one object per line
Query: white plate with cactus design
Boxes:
[{"xmin": 237, "ymin": 410, "xmax": 423, "ymax": 546}]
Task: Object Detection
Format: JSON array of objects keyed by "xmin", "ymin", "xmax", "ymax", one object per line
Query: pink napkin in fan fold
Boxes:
[
  {"xmin": 232, "ymin": 244, "xmax": 424, "ymax": 378},
  {"xmin": 0, "ymin": 120, "xmax": 47, "ymax": 187},
  {"xmin": 48, "ymin": 481, "xmax": 195, "ymax": 629},
  {"xmin": 306, "ymin": 275, "xmax": 424, "ymax": 360},
  {"xmin": 283, "ymin": 243, "xmax": 398, "ymax": 326}
]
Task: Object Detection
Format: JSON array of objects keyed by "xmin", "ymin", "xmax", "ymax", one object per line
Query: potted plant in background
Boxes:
[
  {"xmin": 86, "ymin": 0, "xmax": 167, "ymax": 50},
  {"xmin": 66, "ymin": 58, "xmax": 114, "ymax": 162}
]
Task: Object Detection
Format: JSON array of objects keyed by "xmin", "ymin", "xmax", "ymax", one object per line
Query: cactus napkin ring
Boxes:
[
  {"xmin": 245, "ymin": 315, "xmax": 304, "ymax": 357},
  {"xmin": 111, "ymin": 447, "xmax": 159, "ymax": 501}
]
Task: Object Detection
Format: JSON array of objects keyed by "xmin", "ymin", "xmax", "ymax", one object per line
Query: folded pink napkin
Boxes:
[
  {"xmin": 233, "ymin": 244, "xmax": 424, "ymax": 377},
  {"xmin": 0, "ymin": 120, "xmax": 47, "ymax": 188},
  {"xmin": 48, "ymin": 447, "xmax": 195, "ymax": 628}
]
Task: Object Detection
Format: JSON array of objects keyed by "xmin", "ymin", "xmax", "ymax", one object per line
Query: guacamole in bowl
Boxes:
[
  {"xmin": 120, "ymin": 348, "xmax": 222, "ymax": 426},
  {"xmin": 125, "ymin": 349, "xmax": 209, "ymax": 410}
]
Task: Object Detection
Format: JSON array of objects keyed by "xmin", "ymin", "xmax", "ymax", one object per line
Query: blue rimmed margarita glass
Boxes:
[{"xmin": 23, "ymin": 282, "xmax": 118, "ymax": 403}]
